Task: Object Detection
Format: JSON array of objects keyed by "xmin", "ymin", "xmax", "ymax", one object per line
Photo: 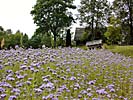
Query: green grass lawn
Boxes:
[{"xmin": 105, "ymin": 45, "xmax": 133, "ymax": 58}]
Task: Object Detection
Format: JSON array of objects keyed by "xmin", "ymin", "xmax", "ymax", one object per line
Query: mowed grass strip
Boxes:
[{"xmin": 105, "ymin": 45, "xmax": 133, "ymax": 58}]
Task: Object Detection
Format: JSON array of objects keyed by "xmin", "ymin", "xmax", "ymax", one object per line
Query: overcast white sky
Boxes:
[{"xmin": 0, "ymin": 0, "xmax": 114, "ymax": 38}]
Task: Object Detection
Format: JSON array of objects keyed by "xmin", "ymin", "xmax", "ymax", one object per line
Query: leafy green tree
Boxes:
[
  {"xmin": 4, "ymin": 30, "xmax": 23, "ymax": 49},
  {"xmin": 29, "ymin": 33, "xmax": 42, "ymax": 49},
  {"xmin": 80, "ymin": 31, "xmax": 89, "ymax": 43},
  {"xmin": 6, "ymin": 29, "xmax": 12, "ymax": 34},
  {"xmin": 0, "ymin": 26, "xmax": 30, "ymax": 49},
  {"xmin": 31, "ymin": 0, "xmax": 76, "ymax": 47},
  {"xmin": 104, "ymin": 16, "xmax": 122, "ymax": 44},
  {"xmin": 22, "ymin": 33, "xmax": 29, "ymax": 48},
  {"xmin": 14, "ymin": 30, "xmax": 23, "ymax": 46},
  {"xmin": 41, "ymin": 33, "xmax": 52, "ymax": 47},
  {"xmin": 4, "ymin": 34, "xmax": 15, "ymax": 49},
  {"xmin": 113, "ymin": 0, "xmax": 133, "ymax": 44},
  {"xmin": 78, "ymin": 0, "xmax": 111, "ymax": 40},
  {"xmin": 0, "ymin": 26, "xmax": 4, "ymax": 32}
]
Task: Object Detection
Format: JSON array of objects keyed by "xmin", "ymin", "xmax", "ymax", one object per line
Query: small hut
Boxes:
[{"xmin": 74, "ymin": 28, "xmax": 85, "ymax": 46}]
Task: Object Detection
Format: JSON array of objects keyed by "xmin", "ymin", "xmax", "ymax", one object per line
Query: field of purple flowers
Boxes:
[{"xmin": 0, "ymin": 47, "xmax": 133, "ymax": 100}]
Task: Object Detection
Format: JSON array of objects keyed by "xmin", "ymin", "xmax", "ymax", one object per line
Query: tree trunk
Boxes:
[
  {"xmin": 127, "ymin": 0, "xmax": 133, "ymax": 45},
  {"xmin": 91, "ymin": 16, "xmax": 94, "ymax": 40},
  {"xmin": 91, "ymin": 0, "xmax": 95, "ymax": 40},
  {"xmin": 66, "ymin": 29, "xmax": 71, "ymax": 47},
  {"xmin": 54, "ymin": 34, "xmax": 56, "ymax": 48},
  {"xmin": 129, "ymin": 5, "xmax": 133, "ymax": 45}
]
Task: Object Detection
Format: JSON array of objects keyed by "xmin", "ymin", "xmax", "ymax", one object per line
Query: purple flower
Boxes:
[
  {"xmin": 6, "ymin": 77, "xmax": 15, "ymax": 81},
  {"xmin": 6, "ymin": 70, "xmax": 13, "ymax": 73},
  {"xmin": 92, "ymin": 98, "xmax": 100, "ymax": 100},
  {"xmin": 39, "ymin": 84, "xmax": 46, "ymax": 90},
  {"xmin": 106, "ymin": 84, "xmax": 114, "ymax": 89},
  {"xmin": 69, "ymin": 76, "xmax": 76, "ymax": 80},
  {"xmin": 52, "ymin": 97, "xmax": 58, "ymax": 100},
  {"xmin": 11, "ymin": 88, "xmax": 20, "ymax": 93},
  {"xmin": 107, "ymin": 94, "xmax": 111, "ymax": 98},
  {"xmin": 78, "ymin": 94, "xmax": 82, "ymax": 98},
  {"xmin": 42, "ymin": 96, "xmax": 47, "ymax": 100},
  {"xmin": 16, "ymin": 75, "xmax": 24, "ymax": 79},
  {"xmin": 87, "ymin": 88, "xmax": 91, "ymax": 91},
  {"xmin": 110, "ymin": 88, "xmax": 115, "ymax": 92},
  {"xmin": 43, "ymin": 78, "xmax": 49, "ymax": 82},
  {"xmin": 20, "ymin": 65, "xmax": 27, "ymax": 70},
  {"xmin": 0, "ymin": 65, "xmax": 3, "ymax": 69},
  {"xmin": 8, "ymin": 95, "xmax": 17, "ymax": 100},
  {"xmin": 74, "ymin": 83, "xmax": 80, "ymax": 89},
  {"xmin": 16, "ymin": 82, "xmax": 23, "ymax": 87},
  {"xmin": 26, "ymin": 81, "xmax": 31, "ymax": 85},
  {"xmin": 0, "ymin": 94, "xmax": 7, "ymax": 98},
  {"xmin": 66, "ymin": 89, "xmax": 70, "ymax": 92},
  {"xmin": 87, "ymin": 93, "xmax": 92, "ymax": 97},
  {"xmin": 28, "ymin": 78, "xmax": 33, "ymax": 81},
  {"xmin": 47, "ymin": 94, "xmax": 54, "ymax": 99},
  {"xmin": 0, "ymin": 87, "xmax": 5, "ymax": 93},
  {"xmin": 88, "ymin": 80, "xmax": 96, "ymax": 85},
  {"xmin": 80, "ymin": 90, "xmax": 87, "ymax": 94},
  {"xmin": 0, "ymin": 82, "xmax": 12, "ymax": 88},
  {"xmin": 34, "ymin": 88, "xmax": 42, "ymax": 93},
  {"xmin": 46, "ymin": 82, "xmax": 54, "ymax": 88},
  {"xmin": 96, "ymin": 89, "xmax": 106, "ymax": 95}
]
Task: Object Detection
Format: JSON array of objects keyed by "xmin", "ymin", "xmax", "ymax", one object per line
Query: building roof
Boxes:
[{"xmin": 74, "ymin": 28, "xmax": 85, "ymax": 41}]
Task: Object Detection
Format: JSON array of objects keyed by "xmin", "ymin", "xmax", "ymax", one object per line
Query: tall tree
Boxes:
[
  {"xmin": 6, "ymin": 29, "xmax": 12, "ymax": 34},
  {"xmin": 29, "ymin": 33, "xmax": 42, "ymax": 49},
  {"xmin": 104, "ymin": 16, "xmax": 122, "ymax": 44},
  {"xmin": 78, "ymin": 0, "xmax": 111, "ymax": 40},
  {"xmin": 31, "ymin": 0, "xmax": 76, "ymax": 47},
  {"xmin": 0, "ymin": 26, "xmax": 4, "ymax": 32},
  {"xmin": 22, "ymin": 33, "xmax": 29, "ymax": 48},
  {"xmin": 113, "ymin": 0, "xmax": 133, "ymax": 44},
  {"xmin": 66, "ymin": 29, "xmax": 71, "ymax": 47}
]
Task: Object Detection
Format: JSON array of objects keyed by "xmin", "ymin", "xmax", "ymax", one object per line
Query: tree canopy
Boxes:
[
  {"xmin": 113, "ymin": 0, "xmax": 133, "ymax": 44},
  {"xmin": 31, "ymin": 0, "xmax": 76, "ymax": 47},
  {"xmin": 78, "ymin": 0, "xmax": 111, "ymax": 40}
]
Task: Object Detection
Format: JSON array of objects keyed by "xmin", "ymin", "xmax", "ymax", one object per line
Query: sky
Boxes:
[{"xmin": 0, "ymin": 0, "xmax": 114, "ymax": 38}]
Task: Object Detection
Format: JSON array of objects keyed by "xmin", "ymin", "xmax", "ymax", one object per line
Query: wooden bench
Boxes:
[{"xmin": 86, "ymin": 39, "xmax": 102, "ymax": 49}]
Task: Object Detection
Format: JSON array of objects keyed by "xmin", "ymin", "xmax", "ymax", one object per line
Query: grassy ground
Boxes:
[{"xmin": 104, "ymin": 45, "xmax": 133, "ymax": 58}]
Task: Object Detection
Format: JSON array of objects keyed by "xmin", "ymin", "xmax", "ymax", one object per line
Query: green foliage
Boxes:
[
  {"xmin": 78, "ymin": 0, "xmax": 111, "ymax": 38},
  {"xmin": 14, "ymin": 31, "xmax": 22, "ymax": 46},
  {"xmin": 29, "ymin": 32, "xmax": 53, "ymax": 48},
  {"xmin": 22, "ymin": 34, "xmax": 29, "ymax": 48},
  {"xmin": 113, "ymin": 0, "xmax": 133, "ymax": 44},
  {"xmin": 0, "ymin": 26, "xmax": 4, "ymax": 32},
  {"xmin": 0, "ymin": 26, "xmax": 29, "ymax": 49},
  {"xmin": 80, "ymin": 31, "xmax": 89, "ymax": 42},
  {"xmin": 31, "ymin": 0, "xmax": 76, "ymax": 47},
  {"xmin": 104, "ymin": 16, "xmax": 122, "ymax": 44},
  {"xmin": 29, "ymin": 33, "xmax": 42, "ymax": 49},
  {"xmin": 41, "ymin": 33, "xmax": 52, "ymax": 47}
]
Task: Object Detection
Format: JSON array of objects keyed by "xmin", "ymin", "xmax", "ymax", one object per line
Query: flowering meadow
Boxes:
[{"xmin": 0, "ymin": 47, "xmax": 133, "ymax": 100}]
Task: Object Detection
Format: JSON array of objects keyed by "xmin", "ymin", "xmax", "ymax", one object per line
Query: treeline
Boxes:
[
  {"xmin": 0, "ymin": 26, "xmax": 29, "ymax": 49},
  {"xmin": 78, "ymin": 0, "xmax": 133, "ymax": 45},
  {"xmin": 0, "ymin": 0, "xmax": 133, "ymax": 49},
  {"xmin": 0, "ymin": 26, "xmax": 71, "ymax": 49},
  {"xmin": 30, "ymin": 0, "xmax": 133, "ymax": 46}
]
